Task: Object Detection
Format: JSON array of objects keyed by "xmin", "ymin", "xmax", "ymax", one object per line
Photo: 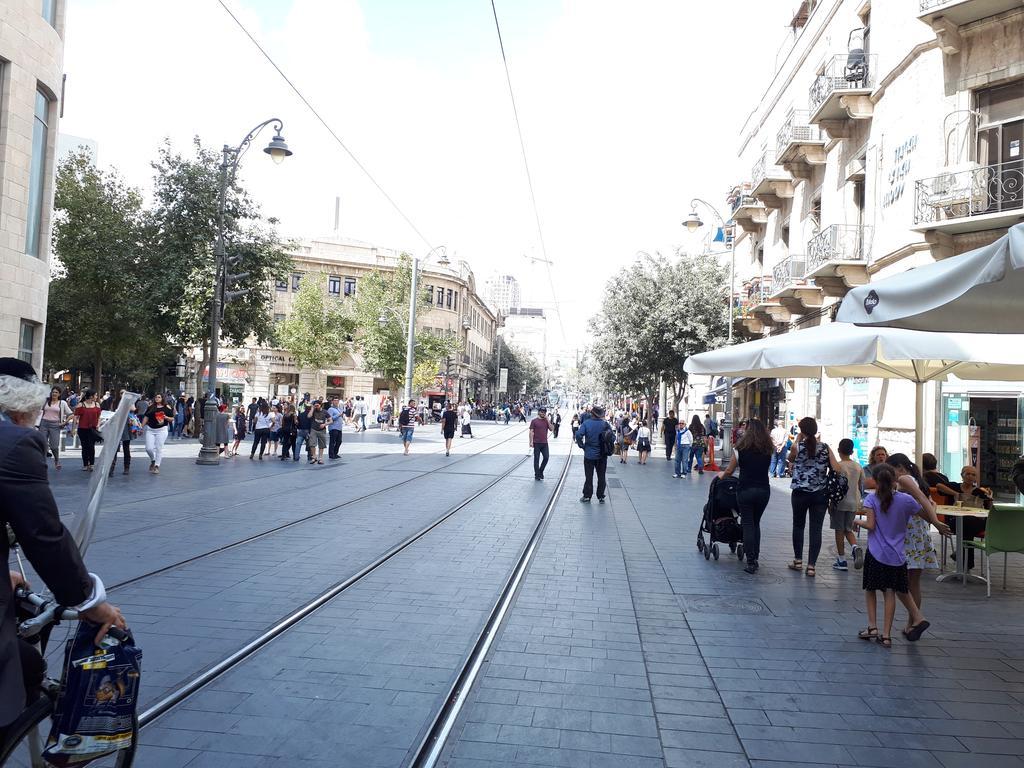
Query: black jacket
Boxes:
[{"xmin": 0, "ymin": 422, "xmax": 92, "ymax": 726}]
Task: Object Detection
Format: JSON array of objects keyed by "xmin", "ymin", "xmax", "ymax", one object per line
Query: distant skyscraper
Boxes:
[{"xmin": 484, "ymin": 274, "xmax": 521, "ymax": 314}]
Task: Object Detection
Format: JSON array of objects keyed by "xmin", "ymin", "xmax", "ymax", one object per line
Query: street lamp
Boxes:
[
  {"xmin": 197, "ymin": 118, "xmax": 293, "ymax": 466},
  {"xmin": 684, "ymin": 197, "xmax": 736, "ymax": 459}
]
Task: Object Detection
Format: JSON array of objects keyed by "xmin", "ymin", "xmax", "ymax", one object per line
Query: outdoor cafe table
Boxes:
[{"xmin": 935, "ymin": 505, "xmax": 989, "ymax": 585}]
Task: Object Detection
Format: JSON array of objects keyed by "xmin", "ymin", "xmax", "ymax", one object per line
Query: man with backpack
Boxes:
[{"xmin": 575, "ymin": 405, "xmax": 613, "ymax": 503}]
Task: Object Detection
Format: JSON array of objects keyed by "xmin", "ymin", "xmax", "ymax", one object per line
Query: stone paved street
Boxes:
[{"xmin": 15, "ymin": 428, "xmax": 1024, "ymax": 768}]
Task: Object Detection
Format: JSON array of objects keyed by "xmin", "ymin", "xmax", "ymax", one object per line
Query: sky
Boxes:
[{"xmin": 60, "ymin": 0, "xmax": 786, "ymax": 353}]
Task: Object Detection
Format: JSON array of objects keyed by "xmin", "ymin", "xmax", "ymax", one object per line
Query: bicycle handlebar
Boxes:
[{"xmin": 16, "ymin": 587, "xmax": 79, "ymax": 640}]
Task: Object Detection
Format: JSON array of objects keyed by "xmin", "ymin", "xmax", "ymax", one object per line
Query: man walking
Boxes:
[
  {"xmin": 551, "ymin": 410, "xmax": 562, "ymax": 439},
  {"xmin": 575, "ymin": 405, "xmax": 611, "ymax": 503},
  {"xmin": 398, "ymin": 399, "xmax": 417, "ymax": 455},
  {"xmin": 246, "ymin": 397, "xmax": 258, "ymax": 433},
  {"xmin": 327, "ymin": 397, "xmax": 344, "ymax": 460},
  {"xmin": 661, "ymin": 409, "xmax": 678, "ymax": 461},
  {"xmin": 530, "ymin": 406, "xmax": 552, "ymax": 480},
  {"xmin": 769, "ymin": 420, "xmax": 788, "ymax": 478},
  {"xmin": 354, "ymin": 395, "xmax": 369, "ymax": 432}
]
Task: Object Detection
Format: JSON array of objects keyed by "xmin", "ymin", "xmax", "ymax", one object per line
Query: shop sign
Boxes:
[
  {"xmin": 948, "ymin": 397, "xmax": 963, "ymax": 409},
  {"xmin": 882, "ymin": 135, "xmax": 918, "ymax": 209},
  {"xmin": 259, "ymin": 353, "xmax": 298, "ymax": 368},
  {"xmin": 327, "ymin": 375, "xmax": 345, "ymax": 388}
]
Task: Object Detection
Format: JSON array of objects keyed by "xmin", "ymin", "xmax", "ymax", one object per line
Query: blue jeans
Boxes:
[
  {"xmin": 294, "ymin": 429, "xmax": 309, "ymax": 461},
  {"xmin": 674, "ymin": 445, "xmax": 691, "ymax": 476},
  {"xmin": 769, "ymin": 448, "xmax": 787, "ymax": 477},
  {"xmin": 688, "ymin": 445, "xmax": 704, "ymax": 472}
]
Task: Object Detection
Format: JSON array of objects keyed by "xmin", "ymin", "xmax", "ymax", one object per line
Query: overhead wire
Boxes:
[
  {"xmin": 489, "ymin": 0, "xmax": 566, "ymax": 343},
  {"xmin": 216, "ymin": 0, "xmax": 434, "ymax": 251}
]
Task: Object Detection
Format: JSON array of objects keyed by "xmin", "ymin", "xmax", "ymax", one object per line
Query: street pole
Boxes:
[
  {"xmin": 404, "ymin": 256, "xmax": 419, "ymax": 405},
  {"xmin": 494, "ymin": 333, "xmax": 502, "ymax": 403},
  {"xmin": 196, "ymin": 148, "xmax": 230, "ymax": 466},
  {"xmin": 196, "ymin": 119, "xmax": 291, "ymax": 466}
]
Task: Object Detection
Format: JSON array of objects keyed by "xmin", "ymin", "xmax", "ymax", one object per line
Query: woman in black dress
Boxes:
[
  {"xmin": 441, "ymin": 402, "xmax": 458, "ymax": 456},
  {"xmin": 719, "ymin": 418, "xmax": 773, "ymax": 574}
]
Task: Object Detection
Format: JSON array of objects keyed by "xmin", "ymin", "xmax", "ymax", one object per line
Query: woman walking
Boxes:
[
  {"xmin": 688, "ymin": 415, "xmax": 706, "ymax": 475},
  {"xmin": 719, "ymin": 418, "xmax": 772, "ymax": 574},
  {"xmin": 279, "ymin": 403, "xmax": 297, "ymax": 460},
  {"xmin": 73, "ymin": 390, "xmax": 102, "ymax": 471},
  {"xmin": 142, "ymin": 392, "xmax": 174, "ymax": 474},
  {"xmin": 267, "ymin": 404, "xmax": 281, "ymax": 456},
  {"xmin": 250, "ymin": 400, "xmax": 272, "ymax": 460},
  {"xmin": 107, "ymin": 390, "xmax": 137, "ymax": 475},
  {"xmin": 635, "ymin": 420, "xmax": 652, "ymax": 465},
  {"xmin": 886, "ymin": 453, "xmax": 950, "ymax": 634},
  {"xmin": 215, "ymin": 403, "xmax": 231, "ymax": 455},
  {"xmin": 441, "ymin": 402, "xmax": 458, "ymax": 456},
  {"xmin": 228, "ymin": 405, "xmax": 246, "ymax": 457},
  {"xmin": 617, "ymin": 413, "xmax": 634, "ymax": 465},
  {"xmin": 787, "ymin": 417, "xmax": 841, "ymax": 577},
  {"xmin": 856, "ymin": 463, "xmax": 933, "ymax": 648},
  {"xmin": 39, "ymin": 386, "xmax": 72, "ymax": 470},
  {"xmin": 571, "ymin": 412, "xmax": 581, "ymax": 441}
]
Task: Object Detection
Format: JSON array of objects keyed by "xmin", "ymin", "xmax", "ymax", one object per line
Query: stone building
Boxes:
[
  {"xmin": 189, "ymin": 237, "xmax": 498, "ymax": 408},
  {"xmin": 722, "ymin": 0, "xmax": 1023, "ymax": 497},
  {"xmin": 0, "ymin": 0, "xmax": 65, "ymax": 369}
]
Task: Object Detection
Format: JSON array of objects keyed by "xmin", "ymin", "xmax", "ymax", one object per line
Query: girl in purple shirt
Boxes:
[{"xmin": 855, "ymin": 463, "xmax": 931, "ymax": 648}]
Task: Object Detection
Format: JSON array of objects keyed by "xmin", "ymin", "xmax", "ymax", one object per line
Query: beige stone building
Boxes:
[
  {"xmin": 0, "ymin": 0, "xmax": 65, "ymax": 369},
  {"xmin": 718, "ymin": 0, "xmax": 1023, "ymax": 498},
  {"xmin": 190, "ymin": 237, "xmax": 498, "ymax": 408}
]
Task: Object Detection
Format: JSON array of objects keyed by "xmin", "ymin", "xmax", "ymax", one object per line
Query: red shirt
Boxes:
[
  {"xmin": 530, "ymin": 417, "xmax": 550, "ymax": 444},
  {"xmin": 75, "ymin": 405, "xmax": 101, "ymax": 430}
]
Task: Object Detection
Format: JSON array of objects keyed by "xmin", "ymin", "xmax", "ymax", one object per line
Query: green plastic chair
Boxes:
[{"xmin": 963, "ymin": 504, "xmax": 1024, "ymax": 597}]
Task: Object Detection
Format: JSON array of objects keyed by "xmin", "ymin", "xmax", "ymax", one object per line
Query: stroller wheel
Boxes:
[
  {"xmin": 737, "ymin": 543, "xmax": 744, "ymax": 561},
  {"xmin": 697, "ymin": 534, "xmax": 705, "ymax": 553},
  {"xmin": 704, "ymin": 542, "xmax": 711, "ymax": 560},
  {"xmin": 712, "ymin": 542, "xmax": 720, "ymax": 561},
  {"xmin": 729, "ymin": 542, "xmax": 736, "ymax": 553}
]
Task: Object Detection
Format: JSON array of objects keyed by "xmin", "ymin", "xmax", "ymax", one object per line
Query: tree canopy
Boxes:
[
  {"xmin": 489, "ymin": 336, "xmax": 543, "ymax": 398},
  {"xmin": 278, "ymin": 273, "xmax": 356, "ymax": 370}
]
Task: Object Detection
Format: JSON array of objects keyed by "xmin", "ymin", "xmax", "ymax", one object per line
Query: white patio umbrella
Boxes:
[
  {"xmin": 683, "ymin": 323, "xmax": 1024, "ymax": 460},
  {"xmin": 836, "ymin": 222, "xmax": 1024, "ymax": 333}
]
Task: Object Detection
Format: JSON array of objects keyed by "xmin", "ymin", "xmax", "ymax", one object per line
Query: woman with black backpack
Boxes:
[
  {"xmin": 719, "ymin": 418, "xmax": 772, "ymax": 574},
  {"xmin": 787, "ymin": 417, "xmax": 841, "ymax": 577}
]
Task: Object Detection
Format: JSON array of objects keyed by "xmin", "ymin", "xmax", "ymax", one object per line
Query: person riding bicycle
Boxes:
[{"xmin": 0, "ymin": 358, "xmax": 127, "ymax": 739}]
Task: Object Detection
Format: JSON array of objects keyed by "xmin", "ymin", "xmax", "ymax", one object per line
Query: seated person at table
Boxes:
[
  {"xmin": 922, "ymin": 453, "xmax": 955, "ymax": 505},
  {"xmin": 934, "ymin": 465, "xmax": 991, "ymax": 571}
]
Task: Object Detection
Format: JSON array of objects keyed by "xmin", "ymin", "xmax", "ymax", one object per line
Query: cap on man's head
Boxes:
[
  {"xmin": 538, "ymin": 406, "xmax": 547, "ymax": 413},
  {"xmin": 0, "ymin": 357, "xmax": 38, "ymax": 382}
]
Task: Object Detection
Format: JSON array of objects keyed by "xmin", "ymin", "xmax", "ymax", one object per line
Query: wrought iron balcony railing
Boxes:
[
  {"xmin": 809, "ymin": 53, "xmax": 876, "ymax": 116},
  {"xmin": 747, "ymin": 281, "xmax": 775, "ymax": 305},
  {"xmin": 730, "ymin": 194, "xmax": 760, "ymax": 213},
  {"xmin": 751, "ymin": 150, "xmax": 785, "ymax": 190},
  {"xmin": 919, "ymin": 0, "xmax": 951, "ymax": 10},
  {"xmin": 771, "ymin": 256, "xmax": 807, "ymax": 292},
  {"xmin": 776, "ymin": 111, "xmax": 821, "ymax": 158},
  {"xmin": 806, "ymin": 225, "xmax": 872, "ymax": 272},
  {"xmin": 914, "ymin": 161, "xmax": 1024, "ymax": 225}
]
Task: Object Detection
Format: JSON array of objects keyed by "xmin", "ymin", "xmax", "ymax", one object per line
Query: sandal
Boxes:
[
  {"xmin": 858, "ymin": 627, "xmax": 878, "ymax": 640},
  {"xmin": 787, "ymin": 560, "xmax": 803, "ymax": 572},
  {"xmin": 877, "ymin": 636, "xmax": 892, "ymax": 648},
  {"xmin": 905, "ymin": 621, "xmax": 930, "ymax": 642},
  {"xmin": 805, "ymin": 565, "xmax": 816, "ymax": 577}
]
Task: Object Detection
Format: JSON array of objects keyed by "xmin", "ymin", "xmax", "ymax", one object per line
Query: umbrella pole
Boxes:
[{"xmin": 914, "ymin": 381, "xmax": 925, "ymax": 464}]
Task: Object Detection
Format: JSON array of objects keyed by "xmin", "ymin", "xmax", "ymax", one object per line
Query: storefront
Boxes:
[
  {"xmin": 201, "ymin": 363, "xmax": 249, "ymax": 406},
  {"xmin": 843, "ymin": 378, "xmax": 871, "ymax": 466},
  {"xmin": 940, "ymin": 384, "xmax": 1023, "ymax": 502},
  {"xmin": 325, "ymin": 375, "xmax": 348, "ymax": 400}
]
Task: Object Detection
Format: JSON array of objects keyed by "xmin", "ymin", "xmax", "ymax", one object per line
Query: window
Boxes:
[
  {"xmin": 291, "ymin": 273, "xmax": 303, "ymax": 292},
  {"xmin": 446, "ymin": 289, "xmax": 453, "ymax": 309},
  {"xmin": 344, "ymin": 277, "xmax": 357, "ymax": 296},
  {"xmin": 453, "ymin": 292, "xmax": 458, "ymax": 312},
  {"xmin": 426, "ymin": 285, "xmax": 434, "ymax": 304},
  {"xmin": 273, "ymin": 313, "xmax": 286, "ymax": 324},
  {"xmin": 26, "ymin": 90, "xmax": 50, "ymax": 257},
  {"xmin": 436, "ymin": 287, "xmax": 444, "ymax": 306},
  {"xmin": 275, "ymin": 278, "xmax": 288, "ymax": 292},
  {"xmin": 41, "ymin": 0, "xmax": 57, "ymax": 26},
  {"xmin": 18, "ymin": 321, "xmax": 36, "ymax": 366},
  {"xmin": 328, "ymin": 276, "xmax": 341, "ymax": 295}
]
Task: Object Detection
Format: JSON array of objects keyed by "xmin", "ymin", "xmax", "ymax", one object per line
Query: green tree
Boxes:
[
  {"xmin": 278, "ymin": 273, "xmax": 356, "ymax": 370},
  {"xmin": 589, "ymin": 250, "xmax": 728, "ymax": 416},
  {"xmin": 149, "ymin": 139, "xmax": 292, "ymax": 395},
  {"xmin": 489, "ymin": 337, "xmax": 543, "ymax": 399},
  {"xmin": 349, "ymin": 255, "xmax": 460, "ymax": 391},
  {"xmin": 46, "ymin": 150, "xmax": 166, "ymax": 386}
]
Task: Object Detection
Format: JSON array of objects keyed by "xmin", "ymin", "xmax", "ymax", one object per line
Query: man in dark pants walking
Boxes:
[
  {"xmin": 575, "ymin": 405, "xmax": 611, "ymax": 503},
  {"xmin": 661, "ymin": 409, "xmax": 678, "ymax": 461},
  {"xmin": 529, "ymin": 406, "xmax": 552, "ymax": 480}
]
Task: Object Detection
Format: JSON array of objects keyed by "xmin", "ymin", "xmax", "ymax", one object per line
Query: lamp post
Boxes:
[
  {"xmin": 684, "ymin": 197, "xmax": 736, "ymax": 459},
  {"xmin": 379, "ymin": 246, "xmax": 449, "ymax": 406},
  {"xmin": 197, "ymin": 119, "xmax": 292, "ymax": 466}
]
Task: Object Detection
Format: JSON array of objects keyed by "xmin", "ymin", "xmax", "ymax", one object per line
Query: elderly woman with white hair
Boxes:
[{"xmin": 0, "ymin": 358, "xmax": 126, "ymax": 736}]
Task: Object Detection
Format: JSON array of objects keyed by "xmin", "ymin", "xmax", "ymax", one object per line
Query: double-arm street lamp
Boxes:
[
  {"xmin": 197, "ymin": 119, "xmax": 293, "ymax": 466},
  {"xmin": 378, "ymin": 246, "xmax": 450, "ymax": 405},
  {"xmin": 683, "ymin": 197, "xmax": 736, "ymax": 458}
]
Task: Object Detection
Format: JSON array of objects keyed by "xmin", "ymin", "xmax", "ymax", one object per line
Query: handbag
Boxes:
[{"xmin": 826, "ymin": 467, "xmax": 849, "ymax": 506}]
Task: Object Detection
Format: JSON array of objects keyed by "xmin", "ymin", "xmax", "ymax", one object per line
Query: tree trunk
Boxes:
[{"xmin": 93, "ymin": 351, "xmax": 103, "ymax": 395}]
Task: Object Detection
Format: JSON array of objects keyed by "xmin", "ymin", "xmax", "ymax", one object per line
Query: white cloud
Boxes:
[{"xmin": 61, "ymin": 0, "xmax": 783, "ymax": 349}]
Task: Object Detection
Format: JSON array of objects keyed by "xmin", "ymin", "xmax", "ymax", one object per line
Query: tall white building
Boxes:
[
  {"xmin": 484, "ymin": 273, "xmax": 521, "ymax": 315},
  {"xmin": 0, "ymin": 0, "xmax": 66, "ymax": 370},
  {"xmin": 721, "ymin": 0, "xmax": 1023, "ymax": 498}
]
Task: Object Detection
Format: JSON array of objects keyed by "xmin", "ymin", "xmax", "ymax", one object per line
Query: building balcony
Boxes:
[
  {"xmin": 775, "ymin": 110, "xmax": 827, "ymax": 178},
  {"xmin": 805, "ymin": 224, "xmax": 872, "ymax": 297},
  {"xmin": 808, "ymin": 54, "xmax": 876, "ymax": 138},
  {"xmin": 750, "ymin": 151, "xmax": 794, "ymax": 209},
  {"xmin": 747, "ymin": 280, "xmax": 791, "ymax": 324},
  {"xmin": 770, "ymin": 254, "xmax": 824, "ymax": 313},
  {"xmin": 918, "ymin": 1, "xmax": 1024, "ymax": 53},
  {"xmin": 730, "ymin": 193, "xmax": 769, "ymax": 236}
]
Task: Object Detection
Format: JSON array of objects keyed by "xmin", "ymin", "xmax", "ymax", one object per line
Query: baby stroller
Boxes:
[{"xmin": 697, "ymin": 475, "xmax": 745, "ymax": 561}]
